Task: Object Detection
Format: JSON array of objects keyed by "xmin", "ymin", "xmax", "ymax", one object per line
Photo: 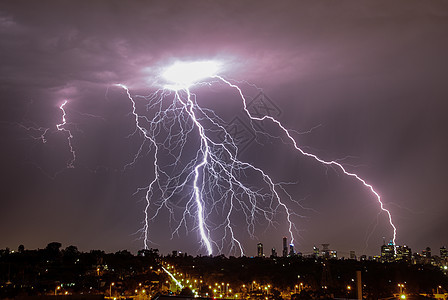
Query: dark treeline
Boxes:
[{"xmin": 0, "ymin": 242, "xmax": 164, "ymax": 299}]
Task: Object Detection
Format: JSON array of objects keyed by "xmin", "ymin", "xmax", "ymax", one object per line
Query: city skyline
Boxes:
[{"xmin": 1, "ymin": 1, "xmax": 448, "ymax": 257}]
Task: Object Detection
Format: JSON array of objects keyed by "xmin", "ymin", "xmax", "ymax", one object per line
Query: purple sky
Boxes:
[{"xmin": 1, "ymin": 1, "xmax": 448, "ymax": 257}]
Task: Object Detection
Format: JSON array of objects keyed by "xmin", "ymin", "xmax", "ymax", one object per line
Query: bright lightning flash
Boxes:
[
  {"xmin": 117, "ymin": 60, "xmax": 397, "ymax": 256},
  {"xmin": 56, "ymin": 100, "xmax": 76, "ymax": 168},
  {"xmin": 162, "ymin": 266, "xmax": 183, "ymax": 290},
  {"xmin": 162, "ymin": 61, "xmax": 221, "ymax": 90}
]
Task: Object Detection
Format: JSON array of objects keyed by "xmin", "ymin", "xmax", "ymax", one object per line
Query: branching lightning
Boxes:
[
  {"xmin": 15, "ymin": 123, "xmax": 50, "ymax": 143},
  {"xmin": 215, "ymin": 76, "xmax": 397, "ymax": 246},
  {"xmin": 112, "ymin": 60, "xmax": 397, "ymax": 256}
]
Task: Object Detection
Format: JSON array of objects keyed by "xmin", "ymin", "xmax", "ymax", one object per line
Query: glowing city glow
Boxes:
[{"xmin": 113, "ymin": 60, "xmax": 397, "ymax": 255}]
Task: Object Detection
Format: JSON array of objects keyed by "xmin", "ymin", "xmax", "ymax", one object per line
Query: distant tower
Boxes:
[
  {"xmin": 289, "ymin": 244, "xmax": 295, "ymax": 257},
  {"xmin": 423, "ymin": 247, "xmax": 431, "ymax": 258},
  {"xmin": 282, "ymin": 237, "xmax": 288, "ymax": 257},
  {"xmin": 313, "ymin": 246, "xmax": 320, "ymax": 258},
  {"xmin": 350, "ymin": 250, "xmax": 356, "ymax": 260},
  {"xmin": 271, "ymin": 248, "xmax": 277, "ymax": 258},
  {"xmin": 257, "ymin": 242, "xmax": 263, "ymax": 257},
  {"xmin": 440, "ymin": 246, "xmax": 448, "ymax": 259},
  {"xmin": 321, "ymin": 244, "xmax": 330, "ymax": 259}
]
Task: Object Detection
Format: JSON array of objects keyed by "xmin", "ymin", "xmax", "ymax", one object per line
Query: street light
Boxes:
[
  {"xmin": 110, "ymin": 282, "xmax": 115, "ymax": 297},
  {"xmin": 55, "ymin": 286, "xmax": 61, "ymax": 295},
  {"xmin": 398, "ymin": 283, "xmax": 406, "ymax": 299}
]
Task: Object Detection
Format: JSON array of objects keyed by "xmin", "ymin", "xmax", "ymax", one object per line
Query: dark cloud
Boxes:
[{"xmin": 1, "ymin": 0, "xmax": 447, "ymax": 256}]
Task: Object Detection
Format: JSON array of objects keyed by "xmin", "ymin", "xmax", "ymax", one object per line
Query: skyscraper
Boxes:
[
  {"xmin": 423, "ymin": 247, "xmax": 431, "ymax": 258},
  {"xmin": 282, "ymin": 237, "xmax": 288, "ymax": 257},
  {"xmin": 396, "ymin": 245, "xmax": 412, "ymax": 261},
  {"xmin": 441, "ymin": 246, "xmax": 448, "ymax": 259},
  {"xmin": 321, "ymin": 244, "xmax": 330, "ymax": 259},
  {"xmin": 381, "ymin": 241, "xmax": 395, "ymax": 263},
  {"xmin": 350, "ymin": 250, "xmax": 356, "ymax": 260},
  {"xmin": 289, "ymin": 244, "xmax": 295, "ymax": 257},
  {"xmin": 257, "ymin": 242, "xmax": 263, "ymax": 257},
  {"xmin": 313, "ymin": 246, "xmax": 320, "ymax": 258}
]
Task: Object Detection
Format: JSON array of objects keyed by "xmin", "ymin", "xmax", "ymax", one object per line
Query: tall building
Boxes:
[
  {"xmin": 257, "ymin": 242, "xmax": 263, "ymax": 257},
  {"xmin": 423, "ymin": 247, "xmax": 431, "ymax": 258},
  {"xmin": 321, "ymin": 244, "xmax": 330, "ymax": 259},
  {"xmin": 282, "ymin": 237, "xmax": 288, "ymax": 257},
  {"xmin": 381, "ymin": 241, "xmax": 395, "ymax": 262},
  {"xmin": 289, "ymin": 244, "xmax": 295, "ymax": 257},
  {"xmin": 350, "ymin": 250, "xmax": 356, "ymax": 260},
  {"xmin": 396, "ymin": 245, "xmax": 412, "ymax": 262},
  {"xmin": 313, "ymin": 246, "xmax": 320, "ymax": 258},
  {"xmin": 440, "ymin": 246, "xmax": 448, "ymax": 259},
  {"xmin": 271, "ymin": 248, "xmax": 277, "ymax": 258}
]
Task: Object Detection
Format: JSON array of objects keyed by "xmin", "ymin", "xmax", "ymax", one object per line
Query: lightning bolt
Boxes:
[
  {"xmin": 113, "ymin": 60, "xmax": 397, "ymax": 256},
  {"xmin": 15, "ymin": 123, "xmax": 50, "ymax": 143},
  {"xmin": 162, "ymin": 266, "xmax": 183, "ymax": 290},
  {"xmin": 56, "ymin": 100, "xmax": 76, "ymax": 168},
  {"xmin": 215, "ymin": 76, "xmax": 397, "ymax": 246}
]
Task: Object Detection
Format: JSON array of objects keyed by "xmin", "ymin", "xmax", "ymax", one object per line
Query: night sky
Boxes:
[{"xmin": 1, "ymin": 1, "xmax": 448, "ymax": 258}]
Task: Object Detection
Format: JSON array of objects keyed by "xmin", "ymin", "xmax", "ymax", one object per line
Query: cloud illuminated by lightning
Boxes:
[
  {"xmin": 162, "ymin": 61, "xmax": 221, "ymax": 90},
  {"xmin": 115, "ymin": 60, "xmax": 397, "ymax": 256}
]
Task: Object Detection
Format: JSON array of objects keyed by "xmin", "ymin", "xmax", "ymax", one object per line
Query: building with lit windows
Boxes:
[
  {"xmin": 396, "ymin": 245, "xmax": 412, "ymax": 262},
  {"xmin": 257, "ymin": 242, "xmax": 263, "ymax": 257},
  {"xmin": 321, "ymin": 244, "xmax": 330, "ymax": 259},
  {"xmin": 313, "ymin": 246, "xmax": 320, "ymax": 258},
  {"xmin": 422, "ymin": 247, "xmax": 431, "ymax": 258},
  {"xmin": 381, "ymin": 241, "xmax": 395, "ymax": 262}
]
